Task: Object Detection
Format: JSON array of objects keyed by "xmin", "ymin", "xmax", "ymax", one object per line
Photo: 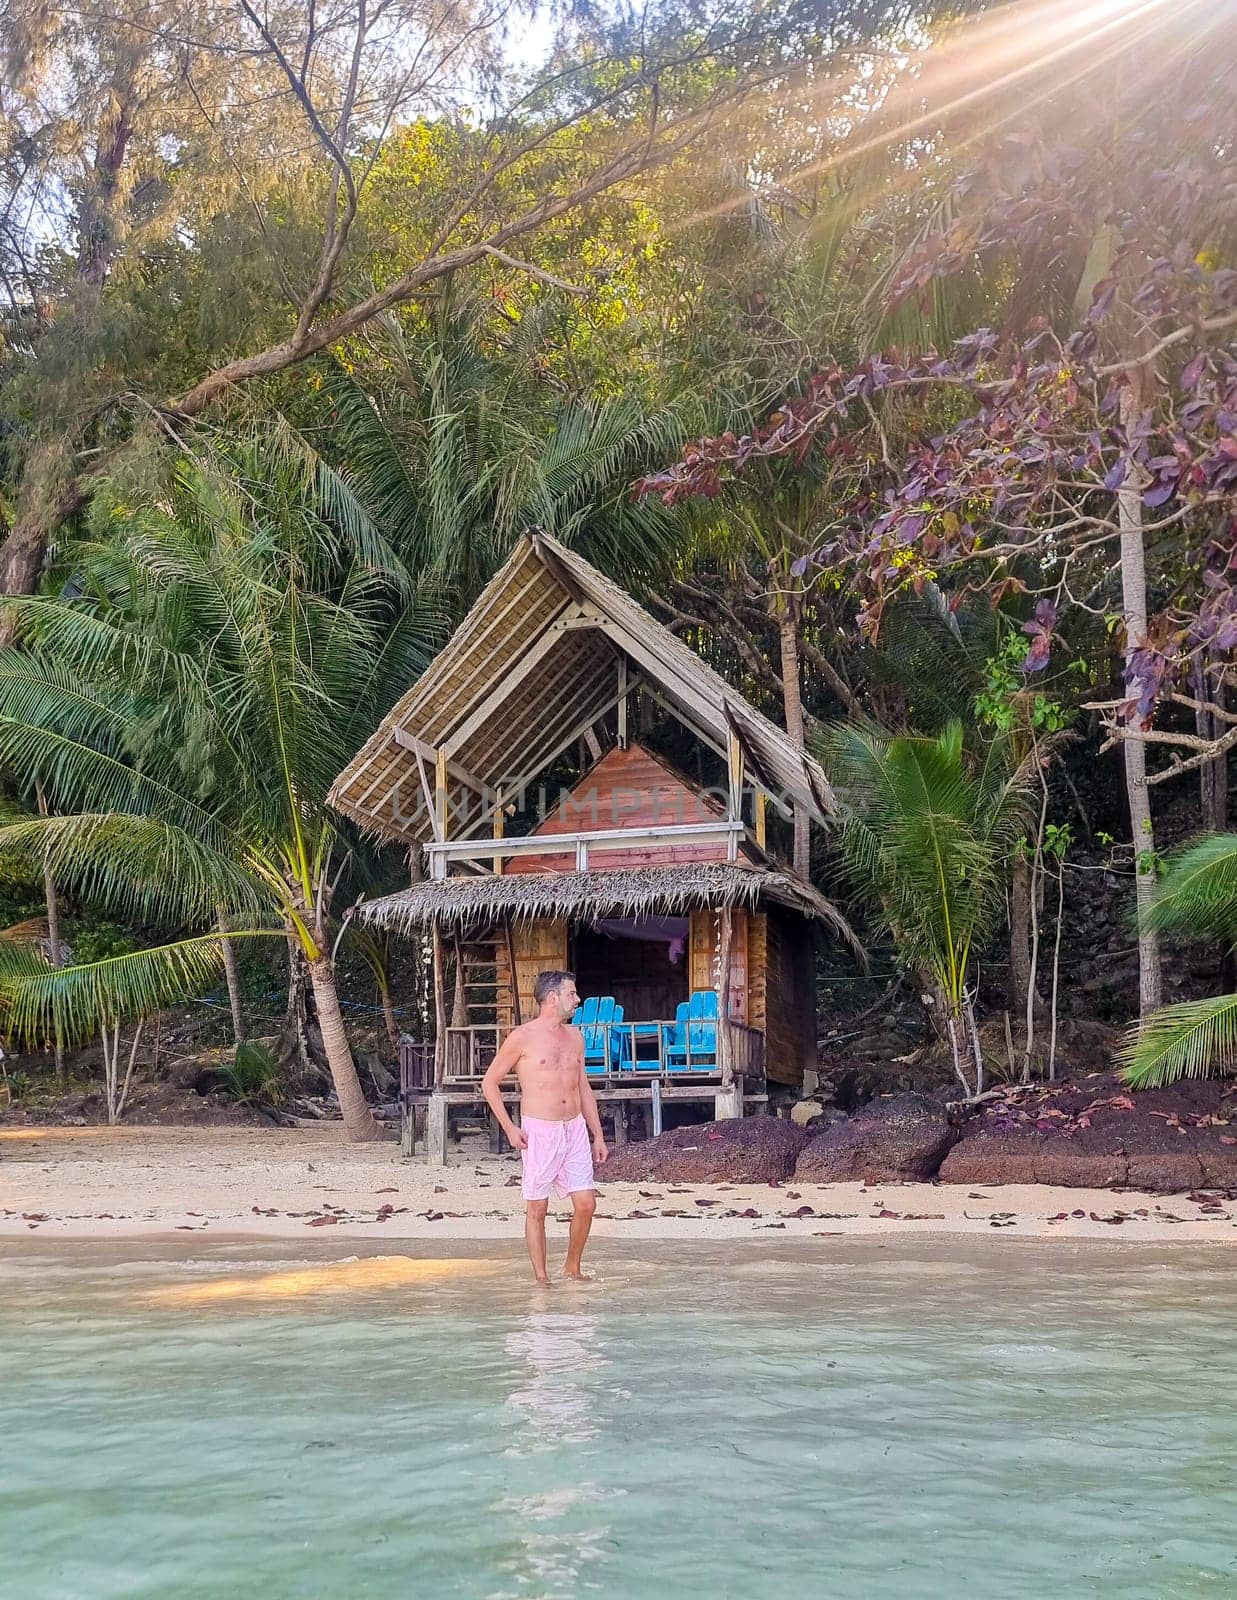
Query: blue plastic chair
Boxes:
[
  {"xmin": 661, "ymin": 1000, "xmax": 691, "ymax": 1069},
  {"xmin": 663, "ymin": 992, "xmax": 719, "ymax": 1070},
  {"xmin": 687, "ymin": 990, "xmax": 719, "ymax": 1068},
  {"xmin": 573, "ymin": 997, "xmax": 628, "ymax": 1073}
]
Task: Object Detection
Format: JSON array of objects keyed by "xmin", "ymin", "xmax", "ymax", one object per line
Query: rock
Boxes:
[
  {"xmin": 790, "ymin": 1099, "xmax": 824, "ymax": 1127},
  {"xmin": 794, "ymin": 1092, "xmax": 958, "ymax": 1183},
  {"xmin": 602, "ymin": 1118, "xmax": 808, "ymax": 1184},
  {"xmin": 938, "ymin": 1072, "xmax": 1237, "ymax": 1192}
]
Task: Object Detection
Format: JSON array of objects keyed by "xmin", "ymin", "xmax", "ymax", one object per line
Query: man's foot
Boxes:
[
  {"xmin": 561, "ymin": 1267, "xmax": 595, "ymax": 1282},
  {"xmin": 532, "ymin": 1273, "xmax": 552, "ymax": 1287}
]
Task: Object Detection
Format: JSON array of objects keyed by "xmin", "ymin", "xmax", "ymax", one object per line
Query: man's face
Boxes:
[{"xmin": 555, "ymin": 979, "xmax": 580, "ymax": 1020}]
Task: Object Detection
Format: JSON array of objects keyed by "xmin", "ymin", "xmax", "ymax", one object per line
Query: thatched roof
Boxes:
[
  {"xmin": 329, "ymin": 531, "xmax": 836, "ymax": 846},
  {"xmin": 356, "ymin": 862, "xmax": 862, "ymax": 956}
]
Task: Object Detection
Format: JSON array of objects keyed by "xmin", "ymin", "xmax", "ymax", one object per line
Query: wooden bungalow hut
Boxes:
[{"xmin": 328, "ymin": 531, "xmax": 856, "ymax": 1161}]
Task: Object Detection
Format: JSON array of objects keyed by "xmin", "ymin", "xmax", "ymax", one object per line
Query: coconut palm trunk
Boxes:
[
  {"xmin": 308, "ymin": 954, "xmax": 381, "ymax": 1140},
  {"xmin": 218, "ymin": 910, "xmax": 245, "ymax": 1045}
]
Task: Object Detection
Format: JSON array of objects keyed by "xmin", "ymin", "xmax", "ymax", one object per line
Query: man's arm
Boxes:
[
  {"xmin": 481, "ymin": 1030, "xmax": 527, "ymax": 1151},
  {"xmin": 576, "ymin": 1038, "xmax": 608, "ymax": 1165}
]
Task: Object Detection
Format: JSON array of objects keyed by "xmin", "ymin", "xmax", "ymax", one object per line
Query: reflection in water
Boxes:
[
  {"xmin": 505, "ymin": 1312, "xmax": 603, "ymax": 1448},
  {"xmin": 144, "ymin": 1255, "xmax": 487, "ymax": 1305},
  {"xmin": 496, "ymin": 1311, "xmax": 617, "ymax": 1597}
]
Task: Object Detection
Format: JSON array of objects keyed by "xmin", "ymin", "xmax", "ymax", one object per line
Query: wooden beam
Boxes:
[
  {"xmin": 617, "ymin": 658, "xmax": 628, "ymax": 748},
  {"xmin": 453, "ymin": 674, "xmax": 644, "ymax": 841},
  {"xmin": 476, "ymin": 651, "xmax": 614, "ymax": 793},
  {"xmin": 441, "ymin": 605, "xmax": 580, "ymax": 757},
  {"xmin": 755, "ymin": 789, "xmax": 767, "ymax": 851},
  {"xmin": 427, "ymin": 564, "xmax": 554, "ymax": 729},
  {"xmin": 492, "ymin": 786, "xmax": 505, "ymax": 876},
  {"xmin": 428, "ymin": 818, "xmax": 743, "ymax": 870},
  {"xmin": 413, "ymin": 747, "xmax": 441, "ymax": 843},
  {"xmin": 393, "ymin": 726, "xmax": 486, "ymax": 799}
]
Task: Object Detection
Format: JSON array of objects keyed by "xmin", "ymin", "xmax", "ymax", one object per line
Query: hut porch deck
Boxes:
[{"xmin": 399, "ymin": 1028, "xmax": 767, "ymax": 1163}]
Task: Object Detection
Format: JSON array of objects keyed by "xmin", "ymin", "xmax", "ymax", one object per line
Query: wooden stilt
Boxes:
[
  {"xmin": 432, "ymin": 921, "xmax": 447, "ymax": 1089},
  {"xmin": 718, "ymin": 903, "xmax": 734, "ymax": 1086},
  {"xmin": 427, "ymin": 1094, "xmax": 448, "ymax": 1165}
]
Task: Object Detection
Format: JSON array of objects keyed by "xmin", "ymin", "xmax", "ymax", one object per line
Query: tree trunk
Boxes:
[
  {"xmin": 778, "ymin": 604, "xmax": 810, "ymax": 878},
  {"xmin": 1118, "ymin": 381, "xmax": 1163, "ymax": 1019},
  {"xmin": 379, "ymin": 983, "xmax": 400, "ymax": 1052},
  {"xmin": 283, "ymin": 931, "xmax": 312, "ymax": 1075},
  {"xmin": 0, "ymin": 87, "xmax": 132, "ymax": 633},
  {"xmin": 1008, "ymin": 857, "xmax": 1046, "ymax": 1028},
  {"xmin": 76, "ymin": 98, "xmax": 134, "ymax": 290},
  {"xmin": 308, "ymin": 955, "xmax": 381, "ymax": 1141},
  {"xmin": 1196, "ymin": 660, "xmax": 1228, "ymax": 833},
  {"xmin": 36, "ymin": 784, "xmax": 66, "ymax": 1088},
  {"xmin": 218, "ymin": 911, "xmax": 245, "ymax": 1046}
]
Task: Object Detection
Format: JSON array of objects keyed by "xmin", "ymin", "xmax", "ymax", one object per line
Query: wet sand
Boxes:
[{"xmin": 3, "ymin": 1124, "xmax": 1236, "ymax": 1244}]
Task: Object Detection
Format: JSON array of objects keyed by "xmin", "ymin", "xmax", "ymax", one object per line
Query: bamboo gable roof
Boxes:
[{"xmin": 329, "ymin": 531, "xmax": 836, "ymax": 846}]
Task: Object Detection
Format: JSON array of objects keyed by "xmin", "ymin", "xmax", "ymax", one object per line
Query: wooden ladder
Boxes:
[{"xmin": 453, "ymin": 934, "xmax": 515, "ymax": 1025}]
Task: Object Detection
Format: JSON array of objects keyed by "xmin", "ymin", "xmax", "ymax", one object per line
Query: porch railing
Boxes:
[{"xmin": 399, "ymin": 1018, "xmax": 765, "ymax": 1095}]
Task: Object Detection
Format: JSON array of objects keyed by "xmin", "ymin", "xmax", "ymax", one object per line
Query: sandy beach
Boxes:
[{"xmin": 3, "ymin": 1123, "xmax": 1236, "ymax": 1245}]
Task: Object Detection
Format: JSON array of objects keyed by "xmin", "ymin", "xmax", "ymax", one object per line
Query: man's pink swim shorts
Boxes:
[{"xmin": 520, "ymin": 1114, "xmax": 595, "ymax": 1200}]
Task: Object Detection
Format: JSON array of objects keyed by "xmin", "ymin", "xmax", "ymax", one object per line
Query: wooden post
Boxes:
[
  {"xmin": 432, "ymin": 920, "xmax": 447, "ymax": 1088},
  {"xmin": 754, "ymin": 790, "xmax": 767, "ymax": 852},
  {"xmin": 617, "ymin": 658, "xmax": 629, "ymax": 748},
  {"xmin": 726, "ymin": 732, "xmax": 743, "ymax": 862},
  {"xmin": 492, "ymin": 786, "xmax": 504, "ymax": 875},
  {"xmin": 718, "ymin": 903, "xmax": 733, "ymax": 1086},
  {"xmin": 503, "ymin": 917, "xmax": 522, "ymax": 1025},
  {"xmin": 426, "ymin": 1093, "xmax": 448, "ymax": 1166},
  {"xmin": 435, "ymin": 747, "xmax": 448, "ymax": 844},
  {"xmin": 450, "ymin": 935, "xmax": 468, "ymax": 1027}
]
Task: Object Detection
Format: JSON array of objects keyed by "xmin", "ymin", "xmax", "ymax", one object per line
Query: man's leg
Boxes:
[
  {"xmin": 524, "ymin": 1198, "xmax": 551, "ymax": 1285},
  {"xmin": 563, "ymin": 1189, "xmax": 596, "ymax": 1279}
]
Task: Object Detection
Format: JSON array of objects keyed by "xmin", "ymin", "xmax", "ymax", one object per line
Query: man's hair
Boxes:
[{"xmin": 534, "ymin": 969, "xmax": 575, "ymax": 1007}]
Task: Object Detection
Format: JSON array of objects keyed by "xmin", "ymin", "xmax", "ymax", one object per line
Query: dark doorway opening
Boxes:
[{"xmin": 571, "ymin": 917, "xmax": 689, "ymax": 1021}]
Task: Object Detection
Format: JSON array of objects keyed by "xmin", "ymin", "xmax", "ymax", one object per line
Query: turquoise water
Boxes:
[{"xmin": 2, "ymin": 1237, "xmax": 1235, "ymax": 1600}]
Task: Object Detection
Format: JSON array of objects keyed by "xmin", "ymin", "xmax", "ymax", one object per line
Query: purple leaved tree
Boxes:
[{"xmin": 639, "ymin": 39, "xmax": 1236, "ymax": 1022}]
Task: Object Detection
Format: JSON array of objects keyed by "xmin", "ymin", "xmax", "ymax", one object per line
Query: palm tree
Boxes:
[
  {"xmin": 818, "ymin": 718, "xmax": 1034, "ymax": 1096},
  {"xmin": 1119, "ymin": 834, "xmax": 1237, "ymax": 1090},
  {"xmin": 319, "ymin": 301, "xmax": 692, "ymax": 613},
  {"xmin": 0, "ymin": 425, "xmax": 439, "ymax": 1138}
]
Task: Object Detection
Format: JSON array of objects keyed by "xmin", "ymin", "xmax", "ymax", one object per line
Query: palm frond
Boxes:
[
  {"xmin": 1146, "ymin": 833, "xmax": 1237, "ymax": 942},
  {"xmin": 0, "ymin": 929, "xmax": 283, "ymax": 1048},
  {"xmin": 1118, "ymin": 994, "xmax": 1237, "ymax": 1089},
  {"xmin": 0, "ymin": 814, "xmax": 267, "ymax": 926}
]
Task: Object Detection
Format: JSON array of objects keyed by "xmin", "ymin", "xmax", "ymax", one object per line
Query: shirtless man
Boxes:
[{"xmin": 481, "ymin": 970, "xmax": 608, "ymax": 1284}]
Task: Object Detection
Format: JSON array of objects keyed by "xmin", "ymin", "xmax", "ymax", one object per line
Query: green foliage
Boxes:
[
  {"xmin": 0, "ymin": 423, "xmax": 438, "ymax": 1043},
  {"xmin": 1119, "ymin": 995, "xmax": 1237, "ymax": 1090},
  {"xmin": 222, "ymin": 1041, "xmax": 284, "ymax": 1106},
  {"xmin": 0, "ymin": 930, "xmax": 275, "ymax": 1048},
  {"xmin": 1119, "ymin": 834, "xmax": 1237, "ymax": 1088},
  {"xmin": 974, "ymin": 628, "xmax": 1070, "ymax": 734},
  {"xmin": 1142, "ymin": 833, "xmax": 1237, "ymax": 942},
  {"xmin": 67, "ymin": 921, "xmax": 136, "ymax": 967},
  {"xmin": 818, "ymin": 718, "xmax": 1034, "ymax": 1013}
]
